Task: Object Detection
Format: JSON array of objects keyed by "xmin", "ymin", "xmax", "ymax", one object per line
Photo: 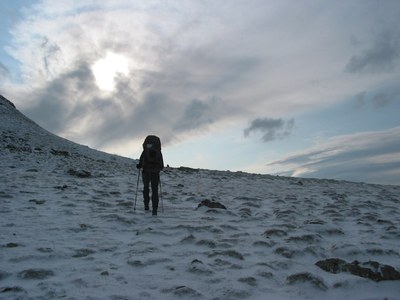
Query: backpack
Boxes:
[{"xmin": 142, "ymin": 135, "xmax": 163, "ymax": 170}]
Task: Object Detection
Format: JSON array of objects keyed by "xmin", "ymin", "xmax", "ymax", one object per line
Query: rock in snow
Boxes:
[
  {"xmin": 1, "ymin": 94, "xmax": 400, "ymax": 299},
  {"xmin": 316, "ymin": 258, "xmax": 400, "ymax": 282},
  {"xmin": 197, "ymin": 199, "xmax": 227, "ymax": 209}
]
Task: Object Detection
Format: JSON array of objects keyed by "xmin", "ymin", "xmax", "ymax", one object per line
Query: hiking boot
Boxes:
[
  {"xmin": 152, "ymin": 210, "xmax": 157, "ymax": 216},
  {"xmin": 145, "ymin": 206, "xmax": 149, "ymax": 211}
]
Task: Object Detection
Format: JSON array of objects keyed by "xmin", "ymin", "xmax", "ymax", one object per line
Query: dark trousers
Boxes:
[{"xmin": 142, "ymin": 171, "xmax": 160, "ymax": 211}]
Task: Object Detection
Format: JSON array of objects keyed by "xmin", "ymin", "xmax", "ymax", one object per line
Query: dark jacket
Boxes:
[{"xmin": 138, "ymin": 149, "xmax": 164, "ymax": 173}]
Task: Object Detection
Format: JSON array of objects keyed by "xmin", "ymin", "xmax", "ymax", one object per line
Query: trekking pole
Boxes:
[
  {"xmin": 159, "ymin": 177, "xmax": 164, "ymax": 213},
  {"xmin": 134, "ymin": 170, "xmax": 140, "ymax": 212}
]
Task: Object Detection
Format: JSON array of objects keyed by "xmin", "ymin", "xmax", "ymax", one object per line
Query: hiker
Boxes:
[{"xmin": 136, "ymin": 135, "xmax": 164, "ymax": 215}]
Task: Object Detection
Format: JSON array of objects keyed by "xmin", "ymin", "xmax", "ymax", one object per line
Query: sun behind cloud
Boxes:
[{"xmin": 91, "ymin": 52, "xmax": 129, "ymax": 92}]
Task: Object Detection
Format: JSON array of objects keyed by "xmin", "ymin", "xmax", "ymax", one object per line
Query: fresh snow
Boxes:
[{"xmin": 1, "ymin": 95, "xmax": 400, "ymax": 300}]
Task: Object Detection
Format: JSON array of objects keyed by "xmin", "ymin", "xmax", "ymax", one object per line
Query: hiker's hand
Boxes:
[{"xmin": 136, "ymin": 164, "xmax": 141, "ymax": 169}]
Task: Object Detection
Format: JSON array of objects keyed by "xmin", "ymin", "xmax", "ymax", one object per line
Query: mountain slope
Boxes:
[
  {"xmin": 0, "ymin": 94, "xmax": 130, "ymax": 165},
  {"xmin": 1, "ymin": 94, "xmax": 134, "ymax": 178},
  {"xmin": 1, "ymin": 95, "xmax": 400, "ymax": 300}
]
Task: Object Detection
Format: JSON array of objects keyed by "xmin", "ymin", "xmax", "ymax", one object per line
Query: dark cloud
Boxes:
[
  {"xmin": 96, "ymin": 91, "xmax": 178, "ymax": 147},
  {"xmin": 21, "ymin": 59, "xmax": 228, "ymax": 151},
  {"xmin": 22, "ymin": 65, "xmax": 174, "ymax": 149},
  {"xmin": 345, "ymin": 31, "xmax": 400, "ymax": 73},
  {"xmin": 174, "ymin": 98, "xmax": 217, "ymax": 132},
  {"xmin": 244, "ymin": 117, "xmax": 294, "ymax": 142},
  {"xmin": 23, "ymin": 62, "xmax": 97, "ymax": 133}
]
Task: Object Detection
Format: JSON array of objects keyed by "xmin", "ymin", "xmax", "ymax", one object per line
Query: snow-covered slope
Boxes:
[
  {"xmin": 1, "ymin": 95, "xmax": 400, "ymax": 300},
  {"xmin": 0, "ymin": 94, "xmax": 131, "ymax": 172}
]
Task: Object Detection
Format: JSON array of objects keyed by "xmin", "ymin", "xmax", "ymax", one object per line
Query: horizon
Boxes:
[{"xmin": 1, "ymin": 1, "xmax": 399, "ymax": 185}]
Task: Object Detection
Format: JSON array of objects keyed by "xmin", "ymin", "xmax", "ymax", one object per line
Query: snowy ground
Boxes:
[{"xmin": 1, "ymin": 95, "xmax": 400, "ymax": 299}]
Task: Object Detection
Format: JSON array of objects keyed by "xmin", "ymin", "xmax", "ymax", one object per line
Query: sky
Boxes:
[{"xmin": 1, "ymin": 0, "xmax": 400, "ymax": 185}]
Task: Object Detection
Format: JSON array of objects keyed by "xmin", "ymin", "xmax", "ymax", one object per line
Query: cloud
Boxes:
[
  {"xmin": 23, "ymin": 62, "xmax": 175, "ymax": 148},
  {"xmin": 244, "ymin": 117, "xmax": 294, "ymax": 142},
  {"xmin": 23, "ymin": 62, "xmax": 97, "ymax": 134},
  {"xmin": 268, "ymin": 127, "xmax": 400, "ymax": 185},
  {"xmin": 6, "ymin": 1, "xmax": 268, "ymax": 151},
  {"xmin": 3, "ymin": 0, "xmax": 400, "ymax": 160},
  {"xmin": 345, "ymin": 30, "xmax": 400, "ymax": 73},
  {"xmin": 0, "ymin": 61, "xmax": 9, "ymax": 81},
  {"xmin": 354, "ymin": 91, "xmax": 366, "ymax": 108},
  {"xmin": 39, "ymin": 37, "xmax": 62, "ymax": 77},
  {"xmin": 353, "ymin": 88, "xmax": 400, "ymax": 109},
  {"xmin": 22, "ymin": 59, "xmax": 221, "ymax": 150},
  {"xmin": 174, "ymin": 98, "xmax": 218, "ymax": 132},
  {"xmin": 372, "ymin": 92, "xmax": 394, "ymax": 108}
]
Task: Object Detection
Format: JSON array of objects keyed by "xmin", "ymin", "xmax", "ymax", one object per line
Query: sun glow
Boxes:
[{"xmin": 92, "ymin": 52, "xmax": 129, "ymax": 91}]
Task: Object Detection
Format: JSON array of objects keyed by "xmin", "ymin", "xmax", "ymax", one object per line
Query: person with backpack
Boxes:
[{"xmin": 136, "ymin": 135, "xmax": 164, "ymax": 215}]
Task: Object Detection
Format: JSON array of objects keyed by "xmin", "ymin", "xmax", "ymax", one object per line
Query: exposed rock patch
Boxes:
[
  {"xmin": 315, "ymin": 258, "xmax": 400, "ymax": 282},
  {"xmin": 197, "ymin": 199, "xmax": 227, "ymax": 209}
]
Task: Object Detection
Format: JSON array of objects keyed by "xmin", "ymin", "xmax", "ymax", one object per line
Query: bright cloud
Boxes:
[
  {"xmin": 92, "ymin": 52, "xmax": 129, "ymax": 92},
  {"xmin": 268, "ymin": 127, "xmax": 400, "ymax": 185}
]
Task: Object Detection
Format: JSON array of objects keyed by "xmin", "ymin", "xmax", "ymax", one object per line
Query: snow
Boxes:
[{"xmin": 1, "ymin": 95, "xmax": 400, "ymax": 299}]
